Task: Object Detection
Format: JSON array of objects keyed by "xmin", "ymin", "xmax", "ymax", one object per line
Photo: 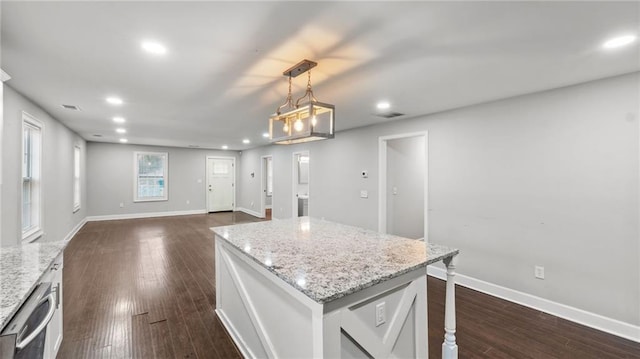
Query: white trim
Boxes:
[
  {"xmin": 1, "ymin": 68, "xmax": 11, "ymax": 82},
  {"xmin": 292, "ymin": 151, "xmax": 309, "ymax": 218},
  {"xmin": 72, "ymin": 145, "xmax": 81, "ymax": 212},
  {"xmin": 378, "ymin": 131, "xmax": 428, "ymax": 241},
  {"xmin": 235, "ymin": 207, "xmax": 263, "ymax": 218},
  {"xmin": 21, "ymin": 111, "xmax": 44, "ymax": 242},
  {"xmin": 23, "ymin": 229, "xmax": 43, "ymax": 243},
  {"xmin": 63, "ymin": 218, "xmax": 87, "ymax": 242},
  {"xmin": 133, "ymin": 151, "xmax": 169, "ymax": 202},
  {"xmin": 215, "ymin": 309, "xmax": 257, "ymax": 359},
  {"xmin": 86, "ymin": 209, "xmax": 206, "ymax": 222},
  {"xmin": 426, "ymin": 266, "xmax": 640, "ymax": 343},
  {"xmin": 260, "ymin": 155, "xmax": 273, "ymax": 220},
  {"xmin": 206, "ymin": 156, "xmax": 236, "ymax": 212}
]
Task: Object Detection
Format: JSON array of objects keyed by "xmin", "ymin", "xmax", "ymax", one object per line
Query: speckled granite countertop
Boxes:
[
  {"xmin": 212, "ymin": 217, "xmax": 458, "ymax": 304},
  {"xmin": 0, "ymin": 241, "xmax": 67, "ymax": 330}
]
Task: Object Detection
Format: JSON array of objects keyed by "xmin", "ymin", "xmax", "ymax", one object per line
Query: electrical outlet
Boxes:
[
  {"xmin": 375, "ymin": 302, "xmax": 386, "ymax": 326},
  {"xmin": 119, "ymin": 202, "xmax": 124, "ymax": 208},
  {"xmin": 250, "ymin": 201, "xmax": 254, "ymax": 208},
  {"xmin": 186, "ymin": 200, "xmax": 190, "ymax": 205},
  {"xmin": 534, "ymin": 266, "xmax": 545, "ymax": 279}
]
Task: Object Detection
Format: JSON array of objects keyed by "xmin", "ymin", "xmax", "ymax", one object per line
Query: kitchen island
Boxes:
[{"xmin": 212, "ymin": 217, "xmax": 459, "ymax": 359}]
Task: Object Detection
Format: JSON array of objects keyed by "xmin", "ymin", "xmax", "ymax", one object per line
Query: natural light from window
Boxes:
[{"xmin": 134, "ymin": 152, "xmax": 168, "ymax": 202}]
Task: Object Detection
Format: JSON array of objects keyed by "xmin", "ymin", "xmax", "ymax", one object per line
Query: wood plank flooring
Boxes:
[{"xmin": 58, "ymin": 213, "xmax": 640, "ymax": 358}]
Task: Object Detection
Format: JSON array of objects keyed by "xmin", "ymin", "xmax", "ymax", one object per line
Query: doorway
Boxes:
[
  {"xmin": 206, "ymin": 156, "xmax": 235, "ymax": 212},
  {"xmin": 292, "ymin": 151, "xmax": 309, "ymax": 217},
  {"xmin": 378, "ymin": 132, "xmax": 428, "ymax": 240},
  {"xmin": 260, "ymin": 155, "xmax": 273, "ymax": 219}
]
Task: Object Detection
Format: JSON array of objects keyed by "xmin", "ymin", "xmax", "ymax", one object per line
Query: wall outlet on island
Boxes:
[
  {"xmin": 375, "ymin": 302, "xmax": 386, "ymax": 326},
  {"xmin": 534, "ymin": 265, "xmax": 545, "ymax": 279}
]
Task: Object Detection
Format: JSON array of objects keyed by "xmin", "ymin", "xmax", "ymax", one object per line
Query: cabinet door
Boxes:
[{"xmin": 44, "ymin": 254, "xmax": 63, "ymax": 359}]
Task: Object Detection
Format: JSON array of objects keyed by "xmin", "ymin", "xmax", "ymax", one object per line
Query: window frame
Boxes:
[
  {"xmin": 73, "ymin": 145, "xmax": 81, "ymax": 212},
  {"xmin": 133, "ymin": 151, "xmax": 169, "ymax": 202},
  {"xmin": 22, "ymin": 112, "xmax": 44, "ymax": 242}
]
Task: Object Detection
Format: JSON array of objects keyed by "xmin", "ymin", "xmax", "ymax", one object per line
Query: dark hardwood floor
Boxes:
[{"xmin": 59, "ymin": 213, "xmax": 640, "ymax": 358}]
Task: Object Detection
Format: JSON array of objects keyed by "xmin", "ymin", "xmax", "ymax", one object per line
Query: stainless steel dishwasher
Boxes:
[{"xmin": 0, "ymin": 282, "xmax": 57, "ymax": 359}]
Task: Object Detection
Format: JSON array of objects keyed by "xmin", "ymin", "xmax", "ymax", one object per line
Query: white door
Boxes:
[{"xmin": 207, "ymin": 157, "xmax": 235, "ymax": 212}]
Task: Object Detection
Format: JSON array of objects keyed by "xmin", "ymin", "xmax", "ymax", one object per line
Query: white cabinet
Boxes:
[{"xmin": 42, "ymin": 253, "xmax": 63, "ymax": 359}]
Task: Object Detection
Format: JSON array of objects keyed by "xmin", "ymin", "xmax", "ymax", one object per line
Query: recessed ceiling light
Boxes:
[
  {"xmin": 113, "ymin": 116, "xmax": 126, "ymax": 123},
  {"xmin": 106, "ymin": 97, "xmax": 123, "ymax": 105},
  {"xmin": 141, "ymin": 41, "xmax": 167, "ymax": 55},
  {"xmin": 222, "ymin": 145, "xmax": 228, "ymax": 150},
  {"xmin": 377, "ymin": 101, "xmax": 391, "ymax": 110},
  {"xmin": 116, "ymin": 128, "xmax": 126, "ymax": 134},
  {"xmin": 602, "ymin": 35, "xmax": 637, "ymax": 49},
  {"xmin": 119, "ymin": 138, "xmax": 128, "ymax": 143},
  {"xmin": 93, "ymin": 134, "xmax": 103, "ymax": 137},
  {"xmin": 262, "ymin": 132, "xmax": 270, "ymax": 138},
  {"xmin": 242, "ymin": 139, "xmax": 250, "ymax": 144}
]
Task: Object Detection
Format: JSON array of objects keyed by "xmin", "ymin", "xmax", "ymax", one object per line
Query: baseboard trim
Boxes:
[
  {"xmin": 63, "ymin": 217, "xmax": 87, "ymax": 242},
  {"xmin": 426, "ymin": 266, "xmax": 640, "ymax": 343},
  {"xmin": 236, "ymin": 207, "xmax": 264, "ymax": 219},
  {"xmin": 87, "ymin": 209, "xmax": 207, "ymax": 222}
]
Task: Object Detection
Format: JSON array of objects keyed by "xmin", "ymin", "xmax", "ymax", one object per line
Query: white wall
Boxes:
[
  {"xmin": 1, "ymin": 86, "xmax": 87, "ymax": 246},
  {"xmin": 237, "ymin": 73, "xmax": 640, "ymax": 327},
  {"xmin": 86, "ymin": 142, "xmax": 239, "ymax": 217}
]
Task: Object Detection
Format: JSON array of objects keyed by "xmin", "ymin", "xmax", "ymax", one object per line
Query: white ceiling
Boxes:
[{"xmin": 2, "ymin": 1, "xmax": 639, "ymax": 150}]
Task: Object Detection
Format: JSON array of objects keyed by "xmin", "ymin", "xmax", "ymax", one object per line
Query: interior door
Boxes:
[{"xmin": 207, "ymin": 157, "xmax": 235, "ymax": 212}]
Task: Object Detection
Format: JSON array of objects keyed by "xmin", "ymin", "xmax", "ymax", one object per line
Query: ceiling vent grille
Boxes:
[
  {"xmin": 374, "ymin": 111, "xmax": 404, "ymax": 119},
  {"xmin": 61, "ymin": 104, "xmax": 81, "ymax": 111}
]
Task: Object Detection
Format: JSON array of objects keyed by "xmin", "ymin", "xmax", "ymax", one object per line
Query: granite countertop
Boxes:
[
  {"xmin": 212, "ymin": 217, "xmax": 458, "ymax": 304},
  {"xmin": 0, "ymin": 241, "xmax": 67, "ymax": 330}
]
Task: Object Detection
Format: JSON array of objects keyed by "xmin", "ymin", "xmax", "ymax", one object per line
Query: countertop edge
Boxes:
[{"xmin": 0, "ymin": 242, "xmax": 67, "ymax": 331}]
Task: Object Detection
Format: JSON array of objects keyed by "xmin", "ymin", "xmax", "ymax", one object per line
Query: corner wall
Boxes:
[
  {"xmin": 1, "ymin": 85, "xmax": 87, "ymax": 246},
  {"xmin": 238, "ymin": 73, "xmax": 640, "ymax": 330}
]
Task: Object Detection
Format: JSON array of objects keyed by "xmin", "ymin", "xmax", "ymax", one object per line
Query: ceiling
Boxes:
[{"xmin": 2, "ymin": 1, "xmax": 639, "ymax": 150}]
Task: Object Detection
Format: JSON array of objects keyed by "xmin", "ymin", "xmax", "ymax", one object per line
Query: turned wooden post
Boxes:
[{"xmin": 442, "ymin": 255, "xmax": 458, "ymax": 359}]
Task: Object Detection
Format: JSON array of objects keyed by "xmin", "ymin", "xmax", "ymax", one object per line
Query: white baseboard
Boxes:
[
  {"xmin": 236, "ymin": 207, "xmax": 264, "ymax": 219},
  {"xmin": 265, "ymin": 205, "xmax": 273, "ymax": 209},
  {"xmin": 63, "ymin": 217, "xmax": 87, "ymax": 242},
  {"xmin": 426, "ymin": 266, "xmax": 640, "ymax": 343},
  {"xmin": 86, "ymin": 209, "xmax": 207, "ymax": 222}
]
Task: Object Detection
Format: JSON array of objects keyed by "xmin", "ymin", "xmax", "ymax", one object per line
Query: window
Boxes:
[
  {"xmin": 266, "ymin": 157, "xmax": 273, "ymax": 196},
  {"xmin": 73, "ymin": 146, "xmax": 81, "ymax": 212},
  {"xmin": 134, "ymin": 151, "xmax": 168, "ymax": 202},
  {"xmin": 22, "ymin": 112, "xmax": 43, "ymax": 241}
]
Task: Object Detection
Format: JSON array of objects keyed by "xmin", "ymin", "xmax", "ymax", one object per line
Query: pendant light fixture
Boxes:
[{"xmin": 269, "ymin": 59, "xmax": 335, "ymax": 145}]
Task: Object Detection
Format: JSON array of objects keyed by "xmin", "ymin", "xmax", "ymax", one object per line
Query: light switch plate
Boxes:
[{"xmin": 360, "ymin": 190, "xmax": 368, "ymax": 198}]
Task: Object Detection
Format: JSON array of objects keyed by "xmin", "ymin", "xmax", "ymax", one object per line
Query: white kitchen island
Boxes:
[{"xmin": 212, "ymin": 217, "xmax": 459, "ymax": 359}]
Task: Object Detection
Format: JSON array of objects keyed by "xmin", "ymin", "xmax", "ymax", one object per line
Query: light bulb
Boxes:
[
  {"xmin": 311, "ymin": 116, "xmax": 317, "ymax": 127},
  {"xmin": 283, "ymin": 122, "xmax": 289, "ymax": 132},
  {"xmin": 294, "ymin": 119, "xmax": 303, "ymax": 132}
]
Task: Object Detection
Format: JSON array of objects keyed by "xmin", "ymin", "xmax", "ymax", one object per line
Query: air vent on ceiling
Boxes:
[
  {"xmin": 374, "ymin": 111, "xmax": 405, "ymax": 119},
  {"xmin": 61, "ymin": 104, "xmax": 81, "ymax": 111},
  {"xmin": 92, "ymin": 134, "xmax": 103, "ymax": 137}
]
